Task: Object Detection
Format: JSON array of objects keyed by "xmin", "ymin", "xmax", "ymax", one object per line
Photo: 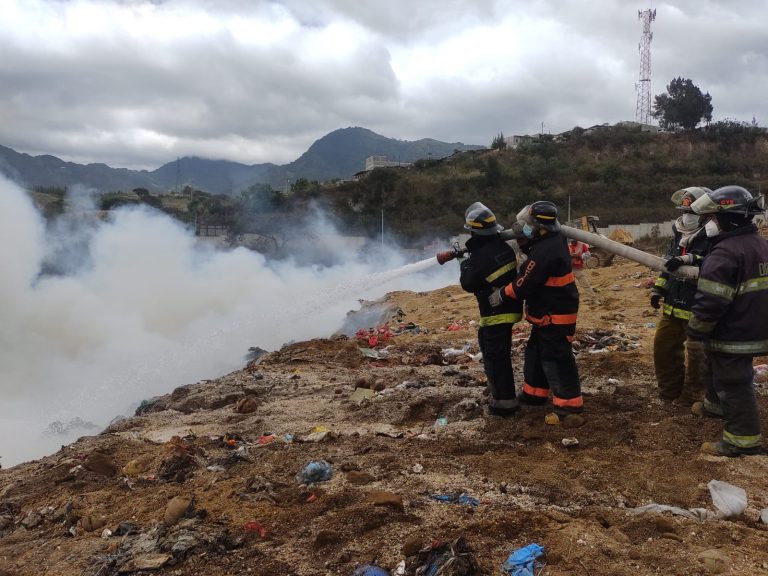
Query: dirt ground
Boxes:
[{"xmin": 2, "ymin": 260, "xmax": 768, "ymax": 576}]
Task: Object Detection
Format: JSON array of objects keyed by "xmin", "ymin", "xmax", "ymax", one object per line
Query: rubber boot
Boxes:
[{"xmin": 701, "ymin": 440, "xmax": 764, "ymax": 457}]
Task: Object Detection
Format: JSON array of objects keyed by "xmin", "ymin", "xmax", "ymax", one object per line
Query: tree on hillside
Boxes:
[
  {"xmin": 652, "ymin": 77, "xmax": 713, "ymax": 131},
  {"xmin": 491, "ymin": 132, "xmax": 507, "ymax": 150}
]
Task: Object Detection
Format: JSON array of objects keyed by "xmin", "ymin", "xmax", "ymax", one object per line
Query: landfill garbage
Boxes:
[
  {"xmin": 360, "ymin": 347, "xmax": 391, "ymax": 360},
  {"xmin": 351, "ymin": 566, "xmax": 390, "ymax": 576},
  {"xmin": 644, "ymin": 322, "xmax": 656, "ymax": 328},
  {"xmin": 257, "ymin": 435, "xmax": 276, "ymax": 445},
  {"xmin": 760, "ymin": 508, "xmax": 768, "ymax": 524},
  {"xmin": 412, "ymin": 463, "xmax": 424, "ymax": 474},
  {"xmin": 607, "ymin": 378, "xmax": 622, "ymax": 385},
  {"xmin": 501, "ymin": 543, "xmax": 545, "ymax": 576},
  {"xmin": 561, "ymin": 437, "xmax": 579, "ymax": 447},
  {"xmin": 412, "ymin": 536, "xmax": 481, "ymax": 575},
  {"xmin": 284, "ymin": 433, "xmax": 294, "ymax": 443},
  {"xmin": 243, "ymin": 520, "xmax": 268, "ymax": 539},
  {"xmin": 101, "ymin": 528, "xmax": 112, "ymax": 539},
  {"xmin": 631, "ymin": 479, "xmax": 747, "ymax": 520},
  {"xmin": 206, "ymin": 465, "xmax": 226, "ymax": 472},
  {"xmin": 306, "ymin": 493, "xmax": 318, "ymax": 503},
  {"xmin": 430, "ymin": 493, "xmax": 480, "ymax": 507},
  {"xmin": 446, "ymin": 322, "xmax": 463, "ymax": 331},
  {"xmin": 441, "ymin": 343, "xmax": 471, "ymax": 358},
  {"xmin": 544, "ymin": 413, "xmax": 560, "ymax": 425},
  {"xmin": 395, "ymin": 560, "xmax": 406, "ymax": 575},
  {"xmin": 434, "ymin": 417, "xmax": 448, "ymax": 427},
  {"xmin": 296, "ymin": 460, "xmax": 333, "ymax": 484}
]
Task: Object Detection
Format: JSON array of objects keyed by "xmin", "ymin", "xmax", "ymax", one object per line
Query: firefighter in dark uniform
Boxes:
[
  {"xmin": 488, "ymin": 201, "xmax": 583, "ymax": 422},
  {"xmin": 650, "ymin": 187, "xmax": 712, "ymax": 407},
  {"xmin": 687, "ymin": 186, "xmax": 768, "ymax": 456},
  {"xmin": 438, "ymin": 202, "xmax": 522, "ymax": 416}
]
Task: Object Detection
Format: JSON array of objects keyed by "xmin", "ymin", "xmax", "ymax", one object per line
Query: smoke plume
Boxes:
[{"xmin": 0, "ymin": 175, "xmax": 454, "ymax": 466}]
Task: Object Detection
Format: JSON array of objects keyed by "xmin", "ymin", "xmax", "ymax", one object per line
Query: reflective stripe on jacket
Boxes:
[
  {"xmin": 460, "ymin": 234, "xmax": 522, "ymax": 323},
  {"xmin": 689, "ymin": 225, "xmax": 768, "ymax": 355}
]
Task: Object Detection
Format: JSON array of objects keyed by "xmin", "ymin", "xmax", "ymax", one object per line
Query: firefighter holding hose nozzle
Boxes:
[
  {"xmin": 437, "ymin": 202, "xmax": 522, "ymax": 417},
  {"xmin": 488, "ymin": 201, "xmax": 584, "ymax": 424}
]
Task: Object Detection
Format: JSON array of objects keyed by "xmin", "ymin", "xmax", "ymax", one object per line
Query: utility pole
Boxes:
[
  {"xmin": 381, "ymin": 209, "xmax": 384, "ymax": 248},
  {"xmin": 635, "ymin": 7, "xmax": 657, "ymax": 125}
]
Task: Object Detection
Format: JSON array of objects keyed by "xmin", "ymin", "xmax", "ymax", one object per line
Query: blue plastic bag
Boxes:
[
  {"xmin": 429, "ymin": 492, "xmax": 480, "ymax": 507},
  {"xmin": 296, "ymin": 460, "xmax": 333, "ymax": 484},
  {"xmin": 501, "ymin": 543, "xmax": 545, "ymax": 576}
]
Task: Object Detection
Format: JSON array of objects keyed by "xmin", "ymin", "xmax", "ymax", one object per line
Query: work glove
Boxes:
[
  {"xmin": 650, "ymin": 293, "xmax": 662, "ymax": 309},
  {"xmin": 488, "ymin": 287, "xmax": 507, "ymax": 308},
  {"xmin": 665, "ymin": 254, "xmax": 694, "ymax": 272}
]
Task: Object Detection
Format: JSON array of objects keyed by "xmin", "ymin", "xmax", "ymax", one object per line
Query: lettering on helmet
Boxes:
[{"xmin": 719, "ymin": 199, "xmax": 736, "ymax": 205}]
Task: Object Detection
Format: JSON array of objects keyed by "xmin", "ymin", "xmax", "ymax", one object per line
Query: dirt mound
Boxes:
[{"xmin": 2, "ymin": 262, "xmax": 768, "ymax": 576}]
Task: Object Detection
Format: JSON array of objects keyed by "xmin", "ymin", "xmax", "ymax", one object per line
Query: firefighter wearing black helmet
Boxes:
[
  {"xmin": 488, "ymin": 201, "xmax": 583, "ymax": 422},
  {"xmin": 687, "ymin": 185, "xmax": 768, "ymax": 456},
  {"xmin": 439, "ymin": 202, "xmax": 522, "ymax": 416}
]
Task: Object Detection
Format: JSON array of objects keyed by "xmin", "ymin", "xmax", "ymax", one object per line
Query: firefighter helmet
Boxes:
[
  {"xmin": 464, "ymin": 202, "xmax": 503, "ymax": 235},
  {"xmin": 671, "ymin": 186, "xmax": 711, "ymax": 212},
  {"xmin": 690, "ymin": 186, "xmax": 766, "ymax": 216},
  {"xmin": 520, "ymin": 200, "xmax": 560, "ymax": 232}
]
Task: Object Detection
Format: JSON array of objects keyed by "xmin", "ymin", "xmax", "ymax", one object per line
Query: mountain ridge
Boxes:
[{"xmin": 0, "ymin": 128, "xmax": 484, "ymax": 195}]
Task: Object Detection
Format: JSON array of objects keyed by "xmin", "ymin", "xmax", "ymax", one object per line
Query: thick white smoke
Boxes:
[{"xmin": 0, "ymin": 175, "xmax": 455, "ymax": 466}]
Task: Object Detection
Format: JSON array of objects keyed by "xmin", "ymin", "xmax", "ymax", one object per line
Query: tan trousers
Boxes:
[
  {"xmin": 653, "ymin": 314, "xmax": 706, "ymax": 403},
  {"xmin": 574, "ymin": 268, "xmax": 598, "ymax": 302}
]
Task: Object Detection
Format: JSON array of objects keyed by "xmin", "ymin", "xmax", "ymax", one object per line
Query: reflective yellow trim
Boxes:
[
  {"xmin": 485, "ymin": 262, "xmax": 516, "ymax": 283},
  {"xmin": 483, "ymin": 215, "xmax": 497, "ymax": 223},
  {"xmin": 662, "ymin": 304, "xmax": 692, "ymax": 320},
  {"xmin": 479, "ymin": 313, "xmax": 522, "ymax": 327},
  {"xmin": 688, "ymin": 316, "xmax": 717, "ymax": 333},
  {"xmin": 654, "ymin": 277, "xmax": 668, "ymax": 289},
  {"xmin": 723, "ymin": 429, "xmax": 763, "ymax": 449},
  {"xmin": 697, "ymin": 278, "xmax": 736, "ymax": 301},
  {"xmin": 536, "ymin": 214, "xmax": 556, "ymax": 220},
  {"xmin": 706, "ymin": 339, "xmax": 768, "ymax": 354},
  {"xmin": 737, "ymin": 276, "xmax": 768, "ymax": 295}
]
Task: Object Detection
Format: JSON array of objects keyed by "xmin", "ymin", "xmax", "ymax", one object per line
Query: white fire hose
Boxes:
[{"xmin": 560, "ymin": 225, "xmax": 699, "ymax": 281}]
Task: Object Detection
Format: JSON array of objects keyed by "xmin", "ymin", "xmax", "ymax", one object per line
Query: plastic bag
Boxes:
[{"xmin": 708, "ymin": 479, "xmax": 747, "ymax": 518}]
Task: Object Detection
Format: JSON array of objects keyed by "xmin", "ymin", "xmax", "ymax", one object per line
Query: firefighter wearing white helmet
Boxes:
[
  {"xmin": 650, "ymin": 187, "xmax": 713, "ymax": 407},
  {"xmin": 687, "ymin": 186, "xmax": 768, "ymax": 456}
]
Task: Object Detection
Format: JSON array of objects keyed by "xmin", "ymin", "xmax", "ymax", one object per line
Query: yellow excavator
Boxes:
[{"xmin": 578, "ymin": 216, "xmax": 634, "ymax": 268}]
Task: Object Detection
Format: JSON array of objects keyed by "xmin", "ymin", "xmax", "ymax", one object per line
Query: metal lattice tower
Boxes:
[{"xmin": 635, "ymin": 8, "xmax": 656, "ymax": 125}]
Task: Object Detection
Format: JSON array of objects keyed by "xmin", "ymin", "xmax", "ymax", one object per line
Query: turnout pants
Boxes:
[
  {"xmin": 520, "ymin": 325, "xmax": 583, "ymax": 415},
  {"xmin": 478, "ymin": 324, "xmax": 518, "ymax": 411},
  {"xmin": 653, "ymin": 314, "xmax": 706, "ymax": 403},
  {"xmin": 701, "ymin": 352, "xmax": 763, "ymax": 450}
]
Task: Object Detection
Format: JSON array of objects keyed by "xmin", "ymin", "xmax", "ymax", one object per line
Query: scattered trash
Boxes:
[
  {"xmin": 257, "ymin": 435, "xmax": 276, "ymax": 445},
  {"xmin": 561, "ymin": 437, "xmax": 579, "ymax": 448},
  {"xmin": 760, "ymin": 508, "xmax": 768, "ymax": 524},
  {"xmin": 350, "ymin": 387, "xmax": 376, "ymax": 403},
  {"xmin": 351, "ymin": 566, "xmax": 390, "ymax": 576},
  {"xmin": 430, "ymin": 493, "xmax": 480, "ymax": 507},
  {"xmin": 206, "ymin": 465, "xmax": 226, "ymax": 472},
  {"xmin": 101, "ymin": 528, "xmax": 113, "ymax": 539},
  {"xmin": 412, "ymin": 536, "xmax": 481, "ymax": 575},
  {"xmin": 284, "ymin": 433, "xmax": 294, "ymax": 443},
  {"xmin": 607, "ymin": 378, "xmax": 622, "ymax": 385},
  {"xmin": 446, "ymin": 322, "xmax": 463, "ymax": 331},
  {"xmin": 544, "ymin": 413, "xmax": 560, "ymax": 425},
  {"xmin": 395, "ymin": 560, "xmax": 406, "ymax": 575},
  {"xmin": 501, "ymin": 543, "xmax": 545, "ymax": 576},
  {"xmin": 356, "ymin": 324, "xmax": 394, "ymax": 348},
  {"xmin": 243, "ymin": 520, "xmax": 268, "ymax": 539},
  {"xmin": 434, "ymin": 417, "xmax": 448, "ymax": 427},
  {"xmin": 296, "ymin": 460, "xmax": 333, "ymax": 484},
  {"xmin": 412, "ymin": 463, "xmax": 424, "ymax": 474},
  {"xmin": 441, "ymin": 343, "xmax": 471, "ymax": 358},
  {"xmin": 573, "ymin": 329, "xmax": 641, "ymax": 353},
  {"xmin": 644, "ymin": 322, "xmax": 656, "ymax": 329},
  {"xmin": 306, "ymin": 493, "xmax": 318, "ymax": 503},
  {"xmin": 360, "ymin": 347, "xmax": 391, "ymax": 360},
  {"xmin": 631, "ymin": 479, "xmax": 747, "ymax": 520}
]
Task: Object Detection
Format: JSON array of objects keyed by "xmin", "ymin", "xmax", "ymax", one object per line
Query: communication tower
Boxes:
[{"xmin": 635, "ymin": 8, "xmax": 656, "ymax": 125}]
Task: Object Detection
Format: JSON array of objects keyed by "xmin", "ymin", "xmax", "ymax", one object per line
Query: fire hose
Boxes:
[{"xmin": 436, "ymin": 226, "xmax": 699, "ymax": 281}]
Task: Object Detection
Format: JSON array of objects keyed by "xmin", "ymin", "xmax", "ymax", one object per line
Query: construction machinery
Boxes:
[{"xmin": 574, "ymin": 216, "xmax": 634, "ymax": 268}]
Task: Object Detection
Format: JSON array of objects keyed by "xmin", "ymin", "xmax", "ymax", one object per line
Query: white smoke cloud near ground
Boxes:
[{"xmin": 0, "ymin": 175, "xmax": 455, "ymax": 466}]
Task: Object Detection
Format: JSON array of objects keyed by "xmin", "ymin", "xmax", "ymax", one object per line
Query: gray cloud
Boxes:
[{"xmin": 1, "ymin": 0, "xmax": 766, "ymax": 170}]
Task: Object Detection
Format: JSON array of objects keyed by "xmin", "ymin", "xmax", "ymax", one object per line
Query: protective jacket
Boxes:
[
  {"xmin": 688, "ymin": 224, "xmax": 768, "ymax": 355},
  {"xmin": 653, "ymin": 224, "xmax": 711, "ymax": 320},
  {"xmin": 460, "ymin": 235, "xmax": 522, "ymax": 325},
  {"xmin": 503, "ymin": 232, "xmax": 578, "ymax": 326}
]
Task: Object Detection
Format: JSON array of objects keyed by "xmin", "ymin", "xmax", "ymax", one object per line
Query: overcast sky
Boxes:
[{"xmin": 1, "ymin": 0, "xmax": 766, "ymax": 170}]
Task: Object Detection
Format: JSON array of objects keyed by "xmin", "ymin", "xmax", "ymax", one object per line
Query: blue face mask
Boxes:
[{"xmin": 522, "ymin": 223, "xmax": 534, "ymax": 238}]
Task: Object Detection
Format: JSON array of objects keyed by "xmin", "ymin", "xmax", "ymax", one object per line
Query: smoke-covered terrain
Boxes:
[{"xmin": 0, "ymin": 175, "xmax": 453, "ymax": 466}]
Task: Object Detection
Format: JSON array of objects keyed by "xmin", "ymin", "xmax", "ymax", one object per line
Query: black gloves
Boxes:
[
  {"xmin": 665, "ymin": 254, "xmax": 694, "ymax": 272},
  {"xmin": 488, "ymin": 287, "xmax": 507, "ymax": 308},
  {"xmin": 650, "ymin": 293, "xmax": 662, "ymax": 309}
]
